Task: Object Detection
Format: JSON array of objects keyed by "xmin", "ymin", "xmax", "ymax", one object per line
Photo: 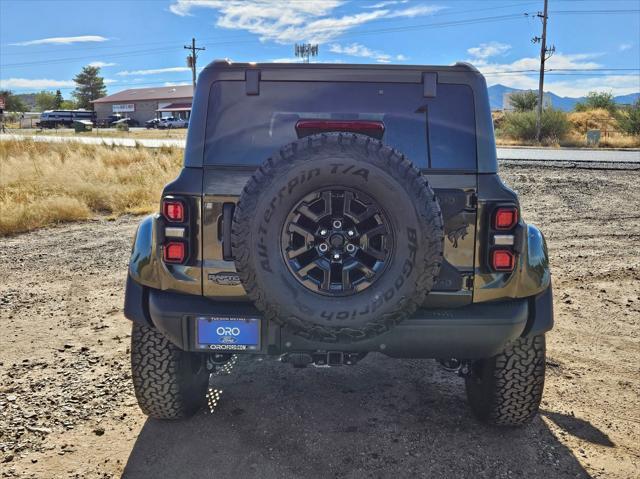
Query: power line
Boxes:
[{"xmin": 2, "ymin": 13, "xmax": 532, "ymax": 69}]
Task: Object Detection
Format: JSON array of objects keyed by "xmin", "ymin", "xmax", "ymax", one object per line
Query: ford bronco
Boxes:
[{"xmin": 124, "ymin": 61, "xmax": 553, "ymax": 426}]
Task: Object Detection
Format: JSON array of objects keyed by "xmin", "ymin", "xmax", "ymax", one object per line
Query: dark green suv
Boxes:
[{"xmin": 124, "ymin": 61, "xmax": 553, "ymax": 426}]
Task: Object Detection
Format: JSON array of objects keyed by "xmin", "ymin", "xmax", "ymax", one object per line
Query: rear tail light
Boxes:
[
  {"xmin": 163, "ymin": 199, "xmax": 185, "ymax": 222},
  {"xmin": 295, "ymin": 120, "xmax": 385, "ymax": 139},
  {"xmin": 492, "ymin": 250, "xmax": 515, "ymax": 271},
  {"xmin": 494, "ymin": 207, "xmax": 518, "ymax": 230},
  {"xmin": 163, "ymin": 241, "xmax": 185, "ymax": 263}
]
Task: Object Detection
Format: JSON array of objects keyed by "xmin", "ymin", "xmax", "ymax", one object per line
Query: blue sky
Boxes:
[{"xmin": 1, "ymin": 0, "xmax": 639, "ymax": 98}]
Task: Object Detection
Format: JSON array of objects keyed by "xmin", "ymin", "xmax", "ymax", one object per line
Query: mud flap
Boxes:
[{"xmin": 523, "ymin": 284, "xmax": 554, "ymax": 337}]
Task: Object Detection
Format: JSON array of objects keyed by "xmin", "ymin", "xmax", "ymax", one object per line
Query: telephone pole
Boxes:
[
  {"xmin": 533, "ymin": 0, "xmax": 555, "ymax": 142},
  {"xmin": 184, "ymin": 38, "xmax": 206, "ymax": 90}
]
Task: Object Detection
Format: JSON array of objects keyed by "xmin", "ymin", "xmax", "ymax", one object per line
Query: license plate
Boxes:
[{"xmin": 196, "ymin": 316, "xmax": 261, "ymax": 351}]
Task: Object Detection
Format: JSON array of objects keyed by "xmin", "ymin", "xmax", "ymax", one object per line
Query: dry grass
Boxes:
[
  {"xmin": 9, "ymin": 128, "xmax": 188, "ymax": 139},
  {"xmin": 0, "ymin": 140, "xmax": 182, "ymax": 236},
  {"xmin": 567, "ymin": 108, "xmax": 617, "ymax": 134}
]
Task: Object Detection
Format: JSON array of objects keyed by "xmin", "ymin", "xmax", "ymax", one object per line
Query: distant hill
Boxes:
[
  {"xmin": 15, "ymin": 93, "xmax": 37, "ymax": 111},
  {"xmin": 488, "ymin": 84, "xmax": 639, "ymax": 111}
]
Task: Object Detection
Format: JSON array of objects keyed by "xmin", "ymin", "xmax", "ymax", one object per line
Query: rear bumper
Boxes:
[{"xmin": 124, "ymin": 275, "xmax": 553, "ymax": 360}]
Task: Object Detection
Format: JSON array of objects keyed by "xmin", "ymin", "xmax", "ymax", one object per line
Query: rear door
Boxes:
[{"xmin": 201, "ymin": 74, "xmax": 477, "ymax": 305}]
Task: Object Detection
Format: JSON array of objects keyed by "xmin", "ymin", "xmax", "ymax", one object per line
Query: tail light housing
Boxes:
[
  {"xmin": 492, "ymin": 250, "xmax": 515, "ymax": 271},
  {"xmin": 494, "ymin": 207, "xmax": 518, "ymax": 230},
  {"xmin": 487, "ymin": 204, "xmax": 520, "ymax": 273},
  {"xmin": 161, "ymin": 196, "xmax": 190, "ymax": 265},
  {"xmin": 162, "ymin": 199, "xmax": 185, "ymax": 222},
  {"xmin": 163, "ymin": 241, "xmax": 186, "ymax": 263}
]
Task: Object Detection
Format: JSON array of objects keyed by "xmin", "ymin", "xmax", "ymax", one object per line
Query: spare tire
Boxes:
[{"xmin": 232, "ymin": 133, "xmax": 443, "ymax": 343}]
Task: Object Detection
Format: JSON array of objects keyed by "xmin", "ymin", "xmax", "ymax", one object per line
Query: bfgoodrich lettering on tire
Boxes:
[{"xmin": 232, "ymin": 133, "xmax": 444, "ymax": 343}]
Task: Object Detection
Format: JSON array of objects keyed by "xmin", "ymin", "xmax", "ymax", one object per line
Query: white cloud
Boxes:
[
  {"xmin": 329, "ymin": 42, "xmax": 406, "ymax": 63},
  {"xmin": 9, "ymin": 35, "xmax": 109, "ymax": 46},
  {"xmin": 88, "ymin": 61, "xmax": 117, "ymax": 68},
  {"xmin": 467, "ymin": 41, "xmax": 511, "ymax": 60},
  {"xmin": 116, "ymin": 67, "xmax": 191, "ymax": 76},
  {"xmin": 619, "ymin": 43, "xmax": 632, "ymax": 51},
  {"xmin": 0, "ymin": 78, "xmax": 75, "ymax": 89},
  {"xmin": 363, "ymin": 1, "xmax": 408, "ymax": 9},
  {"xmin": 471, "ymin": 51, "xmax": 638, "ymax": 97},
  {"xmin": 168, "ymin": 1, "xmax": 442, "ymax": 44},
  {"xmin": 164, "ymin": 82, "xmax": 191, "ymax": 87}
]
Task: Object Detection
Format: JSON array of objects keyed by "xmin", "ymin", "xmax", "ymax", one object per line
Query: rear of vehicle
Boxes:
[{"xmin": 124, "ymin": 62, "xmax": 552, "ymax": 425}]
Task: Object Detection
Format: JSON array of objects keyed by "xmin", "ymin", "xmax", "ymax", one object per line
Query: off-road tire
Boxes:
[
  {"xmin": 232, "ymin": 133, "xmax": 443, "ymax": 343},
  {"xmin": 131, "ymin": 323, "xmax": 208, "ymax": 420},
  {"xmin": 465, "ymin": 334, "xmax": 546, "ymax": 426}
]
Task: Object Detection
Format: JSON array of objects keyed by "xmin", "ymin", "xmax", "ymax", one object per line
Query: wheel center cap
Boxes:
[{"xmin": 330, "ymin": 234, "xmax": 345, "ymax": 249}]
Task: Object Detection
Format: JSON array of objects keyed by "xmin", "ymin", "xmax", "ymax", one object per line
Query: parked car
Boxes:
[
  {"xmin": 112, "ymin": 117, "xmax": 139, "ymax": 127},
  {"xmin": 145, "ymin": 118, "xmax": 163, "ymax": 129},
  {"xmin": 125, "ymin": 61, "xmax": 553, "ymax": 426},
  {"xmin": 157, "ymin": 116, "xmax": 188, "ymax": 128}
]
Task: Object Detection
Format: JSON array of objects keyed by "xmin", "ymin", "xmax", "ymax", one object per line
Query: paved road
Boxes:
[
  {"xmin": 497, "ymin": 146, "xmax": 640, "ymax": 163},
  {"xmin": 2, "ymin": 133, "xmax": 639, "ymax": 163}
]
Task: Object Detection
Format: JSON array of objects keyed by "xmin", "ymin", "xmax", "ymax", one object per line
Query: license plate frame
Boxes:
[{"xmin": 195, "ymin": 316, "xmax": 261, "ymax": 352}]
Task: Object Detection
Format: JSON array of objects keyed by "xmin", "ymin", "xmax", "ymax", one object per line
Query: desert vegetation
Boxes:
[
  {"xmin": 495, "ymin": 91, "xmax": 640, "ymax": 147},
  {"xmin": 0, "ymin": 140, "xmax": 182, "ymax": 236}
]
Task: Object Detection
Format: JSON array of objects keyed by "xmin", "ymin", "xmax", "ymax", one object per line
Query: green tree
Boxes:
[
  {"xmin": 575, "ymin": 91, "xmax": 617, "ymax": 112},
  {"xmin": 60, "ymin": 99, "xmax": 77, "ymax": 109},
  {"xmin": 54, "ymin": 90, "xmax": 64, "ymax": 109},
  {"xmin": 509, "ymin": 90, "xmax": 538, "ymax": 112},
  {"xmin": 35, "ymin": 90, "xmax": 57, "ymax": 111},
  {"xmin": 72, "ymin": 65, "xmax": 107, "ymax": 109},
  {"xmin": 0, "ymin": 90, "xmax": 27, "ymax": 112},
  {"xmin": 616, "ymin": 99, "xmax": 640, "ymax": 136}
]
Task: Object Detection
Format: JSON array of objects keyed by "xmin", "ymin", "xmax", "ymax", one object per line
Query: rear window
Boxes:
[{"xmin": 204, "ymin": 81, "xmax": 476, "ymax": 170}]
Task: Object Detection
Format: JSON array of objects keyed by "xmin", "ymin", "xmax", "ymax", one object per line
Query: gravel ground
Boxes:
[{"xmin": 1, "ymin": 164, "xmax": 638, "ymax": 479}]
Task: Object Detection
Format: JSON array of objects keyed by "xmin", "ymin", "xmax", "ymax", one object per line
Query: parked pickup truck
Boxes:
[{"xmin": 124, "ymin": 61, "xmax": 553, "ymax": 426}]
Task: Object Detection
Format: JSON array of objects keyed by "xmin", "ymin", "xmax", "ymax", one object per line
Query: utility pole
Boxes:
[
  {"xmin": 184, "ymin": 38, "xmax": 206, "ymax": 90},
  {"xmin": 533, "ymin": 0, "xmax": 555, "ymax": 142}
]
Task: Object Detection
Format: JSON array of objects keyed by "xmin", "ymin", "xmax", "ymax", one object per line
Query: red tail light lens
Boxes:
[
  {"xmin": 492, "ymin": 250, "xmax": 515, "ymax": 271},
  {"xmin": 295, "ymin": 120, "xmax": 385, "ymax": 139},
  {"xmin": 163, "ymin": 242, "xmax": 185, "ymax": 263},
  {"xmin": 494, "ymin": 207, "xmax": 518, "ymax": 230},
  {"xmin": 163, "ymin": 200, "xmax": 184, "ymax": 222}
]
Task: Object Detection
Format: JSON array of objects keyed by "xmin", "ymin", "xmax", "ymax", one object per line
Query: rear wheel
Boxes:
[
  {"xmin": 131, "ymin": 323, "xmax": 208, "ymax": 420},
  {"xmin": 465, "ymin": 334, "xmax": 546, "ymax": 426}
]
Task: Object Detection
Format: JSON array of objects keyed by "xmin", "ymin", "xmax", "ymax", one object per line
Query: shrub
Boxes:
[
  {"xmin": 575, "ymin": 91, "xmax": 617, "ymax": 113},
  {"xmin": 115, "ymin": 122, "xmax": 129, "ymax": 132},
  {"xmin": 508, "ymin": 91, "xmax": 538, "ymax": 112},
  {"xmin": 615, "ymin": 99, "xmax": 640, "ymax": 136},
  {"xmin": 500, "ymin": 108, "xmax": 571, "ymax": 142}
]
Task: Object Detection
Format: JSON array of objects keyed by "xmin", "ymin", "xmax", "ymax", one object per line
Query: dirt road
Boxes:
[{"xmin": 1, "ymin": 164, "xmax": 638, "ymax": 479}]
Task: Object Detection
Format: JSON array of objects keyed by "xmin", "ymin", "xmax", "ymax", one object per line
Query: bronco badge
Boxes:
[{"xmin": 208, "ymin": 272, "xmax": 241, "ymax": 286}]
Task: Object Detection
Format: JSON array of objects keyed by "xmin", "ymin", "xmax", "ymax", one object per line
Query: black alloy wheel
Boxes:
[{"xmin": 281, "ymin": 188, "xmax": 393, "ymax": 296}]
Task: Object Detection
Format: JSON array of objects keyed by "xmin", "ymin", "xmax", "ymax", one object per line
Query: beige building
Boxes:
[{"xmin": 92, "ymin": 85, "xmax": 193, "ymax": 124}]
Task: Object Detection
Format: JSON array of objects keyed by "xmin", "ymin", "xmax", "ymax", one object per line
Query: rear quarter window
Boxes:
[{"xmin": 204, "ymin": 80, "xmax": 476, "ymax": 170}]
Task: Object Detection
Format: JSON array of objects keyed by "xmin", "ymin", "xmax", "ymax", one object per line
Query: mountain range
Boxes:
[{"xmin": 488, "ymin": 84, "xmax": 639, "ymax": 111}]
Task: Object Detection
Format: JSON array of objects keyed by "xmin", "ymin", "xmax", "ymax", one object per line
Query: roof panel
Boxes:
[{"xmin": 93, "ymin": 85, "xmax": 193, "ymax": 103}]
